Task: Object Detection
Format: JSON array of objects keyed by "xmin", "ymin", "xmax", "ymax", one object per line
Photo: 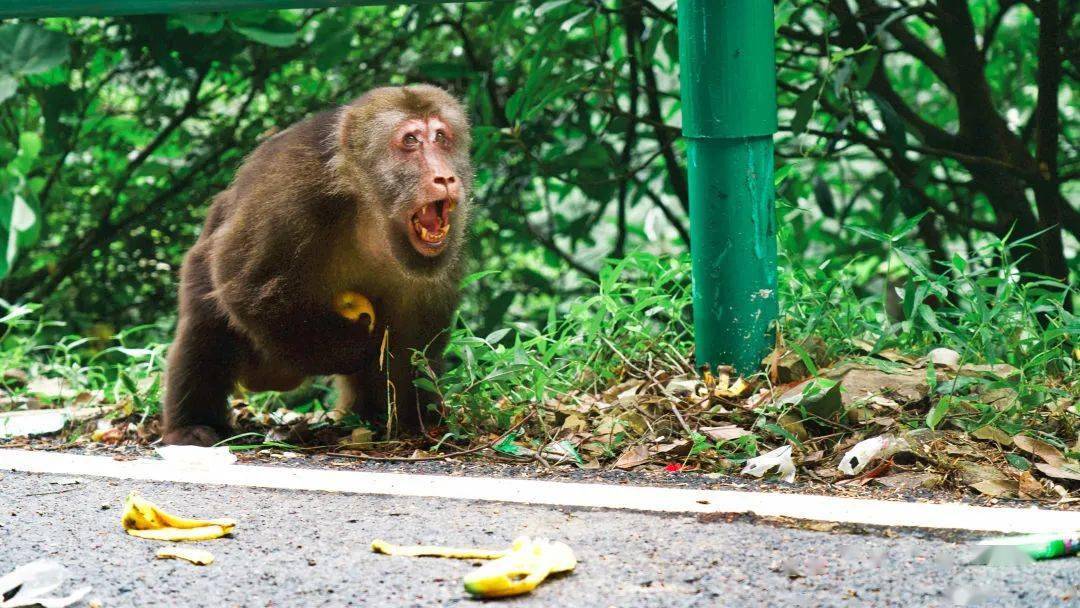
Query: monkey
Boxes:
[{"xmin": 161, "ymin": 85, "xmax": 473, "ymax": 447}]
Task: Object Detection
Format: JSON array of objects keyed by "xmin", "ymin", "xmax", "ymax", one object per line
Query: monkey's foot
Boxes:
[{"xmin": 162, "ymin": 425, "xmax": 224, "ymax": 447}]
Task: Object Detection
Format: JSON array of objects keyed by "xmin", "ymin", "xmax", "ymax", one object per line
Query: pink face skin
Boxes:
[{"xmin": 394, "ymin": 117, "xmax": 464, "ymax": 257}]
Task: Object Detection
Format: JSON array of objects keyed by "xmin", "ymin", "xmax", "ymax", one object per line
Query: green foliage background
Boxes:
[{"xmin": 0, "ymin": 0, "xmax": 1076, "ymax": 349}]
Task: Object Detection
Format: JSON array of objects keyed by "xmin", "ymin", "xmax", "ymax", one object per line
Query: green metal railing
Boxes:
[{"xmin": 0, "ymin": 0, "xmax": 777, "ymax": 374}]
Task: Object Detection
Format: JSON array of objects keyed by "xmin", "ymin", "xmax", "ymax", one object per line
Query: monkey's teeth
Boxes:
[{"xmin": 448, "ymin": 200, "xmax": 457, "ymax": 212}]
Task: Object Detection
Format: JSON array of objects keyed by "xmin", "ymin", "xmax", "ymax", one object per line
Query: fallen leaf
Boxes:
[
  {"xmin": 614, "ymin": 445, "xmax": 651, "ymax": 469},
  {"xmin": 701, "ymin": 425, "xmax": 753, "ymax": 442},
  {"xmin": 1013, "ymin": 436, "xmax": 1065, "ymax": 467},
  {"xmin": 1017, "ymin": 471, "xmax": 1046, "ymax": 497},
  {"xmin": 971, "ymin": 479, "xmax": 1018, "ymax": 498},
  {"xmin": 831, "ymin": 364, "xmax": 928, "ymax": 406},
  {"xmin": 764, "ymin": 337, "xmax": 826, "ymax": 384},
  {"xmin": 961, "ymin": 363, "xmax": 1020, "ymax": 379},
  {"xmin": 776, "ymin": 378, "xmax": 843, "ymax": 422},
  {"xmin": 25, "ymin": 377, "xmax": 80, "ymax": 400},
  {"xmin": 560, "ymin": 414, "xmax": 587, "ymax": 433},
  {"xmin": 340, "ymin": 427, "xmax": 374, "ymax": 449},
  {"xmin": 776, "ymin": 413, "xmax": 809, "ymax": 441},
  {"xmin": 1034, "ymin": 463, "xmax": 1080, "ymax": 482},
  {"xmin": 872, "ymin": 472, "xmax": 941, "ymax": 490},
  {"xmin": 926, "ymin": 347, "xmax": 960, "ymax": 369},
  {"xmin": 958, "ymin": 462, "xmax": 1010, "ymax": 486},
  {"xmin": 971, "ymin": 426, "xmax": 1013, "ymax": 447},
  {"xmin": 156, "ymin": 546, "xmax": 215, "ymax": 566}
]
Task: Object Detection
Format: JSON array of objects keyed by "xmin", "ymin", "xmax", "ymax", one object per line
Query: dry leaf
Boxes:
[
  {"xmin": 971, "ymin": 479, "xmax": 1018, "ymax": 498},
  {"xmin": 1013, "ymin": 436, "xmax": 1065, "ymax": 467},
  {"xmin": 971, "ymin": 426, "xmax": 1013, "ymax": 447},
  {"xmin": 958, "ymin": 462, "xmax": 1010, "ymax": 486},
  {"xmin": 25, "ymin": 377, "xmax": 80, "ymax": 400},
  {"xmin": 1016, "ymin": 471, "xmax": 1046, "ymax": 497},
  {"xmin": 1034, "ymin": 463, "xmax": 1080, "ymax": 482},
  {"xmin": 701, "ymin": 425, "xmax": 753, "ymax": 442},
  {"xmin": 926, "ymin": 348, "xmax": 960, "ymax": 369},
  {"xmin": 872, "ymin": 472, "xmax": 941, "ymax": 490},
  {"xmin": 613, "ymin": 445, "xmax": 650, "ymax": 469},
  {"xmin": 831, "ymin": 364, "xmax": 928, "ymax": 406}
]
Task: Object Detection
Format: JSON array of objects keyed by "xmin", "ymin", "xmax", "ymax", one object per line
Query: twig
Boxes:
[{"xmin": 327, "ymin": 412, "xmax": 535, "ymax": 463}]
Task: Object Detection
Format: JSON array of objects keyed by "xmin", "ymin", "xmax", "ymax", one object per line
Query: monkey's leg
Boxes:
[
  {"xmin": 162, "ymin": 316, "xmax": 242, "ymax": 447},
  {"xmin": 333, "ymin": 364, "xmax": 385, "ymax": 423},
  {"xmin": 384, "ymin": 341, "xmax": 444, "ymax": 434}
]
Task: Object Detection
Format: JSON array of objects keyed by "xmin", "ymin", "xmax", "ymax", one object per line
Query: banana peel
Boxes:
[
  {"xmin": 371, "ymin": 536, "xmax": 575, "ymax": 598},
  {"xmin": 371, "ymin": 539, "xmax": 505, "ymax": 560},
  {"xmin": 333, "ymin": 291, "xmax": 376, "ymax": 332},
  {"xmin": 155, "ymin": 546, "xmax": 215, "ymax": 565},
  {"xmin": 121, "ymin": 491, "xmax": 236, "ymax": 541},
  {"xmin": 463, "ymin": 537, "xmax": 576, "ymax": 598}
]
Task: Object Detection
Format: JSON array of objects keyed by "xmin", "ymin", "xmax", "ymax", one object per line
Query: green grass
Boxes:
[{"xmin": 1, "ymin": 238, "xmax": 1076, "ymax": 464}]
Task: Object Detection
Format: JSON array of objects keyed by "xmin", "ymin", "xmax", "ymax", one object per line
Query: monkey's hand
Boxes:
[{"xmin": 333, "ymin": 291, "xmax": 376, "ymax": 333}]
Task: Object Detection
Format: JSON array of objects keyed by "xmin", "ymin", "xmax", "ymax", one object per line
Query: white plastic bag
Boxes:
[
  {"xmin": 838, "ymin": 435, "xmax": 906, "ymax": 475},
  {"xmin": 155, "ymin": 445, "xmax": 236, "ymax": 467},
  {"xmin": 0, "ymin": 560, "xmax": 90, "ymax": 608},
  {"xmin": 741, "ymin": 445, "xmax": 796, "ymax": 483}
]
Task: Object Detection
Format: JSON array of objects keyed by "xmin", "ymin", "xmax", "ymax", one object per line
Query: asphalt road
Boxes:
[{"xmin": 1, "ymin": 470, "xmax": 1077, "ymax": 607}]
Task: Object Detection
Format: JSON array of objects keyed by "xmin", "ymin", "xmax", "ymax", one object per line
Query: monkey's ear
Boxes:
[{"xmin": 336, "ymin": 107, "xmax": 362, "ymax": 156}]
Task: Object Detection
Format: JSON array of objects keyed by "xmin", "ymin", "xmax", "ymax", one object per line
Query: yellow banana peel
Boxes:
[
  {"xmin": 121, "ymin": 491, "xmax": 236, "ymax": 542},
  {"xmin": 371, "ymin": 536, "xmax": 575, "ymax": 598},
  {"xmin": 371, "ymin": 539, "xmax": 505, "ymax": 560},
  {"xmin": 462, "ymin": 537, "xmax": 576, "ymax": 598},
  {"xmin": 155, "ymin": 546, "xmax": 215, "ymax": 565},
  {"xmin": 333, "ymin": 291, "xmax": 376, "ymax": 332}
]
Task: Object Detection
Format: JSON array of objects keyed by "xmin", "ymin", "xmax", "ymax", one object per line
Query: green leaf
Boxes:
[
  {"xmin": 0, "ymin": 24, "xmax": 69, "ymax": 76},
  {"xmin": 790, "ymin": 86, "xmax": 817, "ymax": 135},
  {"xmin": 869, "ymin": 92, "xmax": 907, "ymax": 154},
  {"xmin": 0, "ymin": 73, "xmax": 15, "ymax": 104},
  {"xmin": 926, "ymin": 395, "xmax": 951, "ymax": 429},
  {"xmin": 229, "ymin": 13, "xmax": 299, "ymax": 47},
  {"xmin": 169, "ymin": 14, "xmax": 225, "ymax": 35},
  {"xmin": 1005, "ymin": 453, "xmax": 1031, "ymax": 471}
]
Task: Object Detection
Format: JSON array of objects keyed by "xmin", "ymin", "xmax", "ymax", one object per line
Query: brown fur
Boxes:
[{"xmin": 162, "ymin": 85, "xmax": 473, "ymax": 446}]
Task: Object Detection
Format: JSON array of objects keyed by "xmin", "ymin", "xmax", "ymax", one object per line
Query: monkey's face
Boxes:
[
  {"xmin": 387, "ymin": 116, "xmax": 468, "ymax": 258},
  {"xmin": 338, "ymin": 86, "xmax": 473, "ymax": 273}
]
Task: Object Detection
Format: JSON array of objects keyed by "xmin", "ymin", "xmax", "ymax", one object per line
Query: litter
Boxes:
[
  {"xmin": 0, "ymin": 409, "xmax": 67, "ymax": 438},
  {"xmin": 372, "ymin": 536, "xmax": 575, "ymax": 598},
  {"xmin": 155, "ymin": 445, "xmax": 237, "ymax": 467},
  {"xmin": 838, "ymin": 435, "xmax": 907, "ymax": 475},
  {"xmin": 121, "ymin": 491, "xmax": 236, "ymax": 541},
  {"xmin": 155, "ymin": 546, "xmax": 215, "ymax": 566},
  {"xmin": 0, "ymin": 560, "xmax": 91, "ymax": 608},
  {"xmin": 970, "ymin": 532, "xmax": 1080, "ymax": 564},
  {"xmin": 741, "ymin": 445, "xmax": 796, "ymax": 483}
]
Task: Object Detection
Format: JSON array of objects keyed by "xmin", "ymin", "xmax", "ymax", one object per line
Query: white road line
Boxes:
[{"xmin": 2, "ymin": 448, "xmax": 1075, "ymax": 534}]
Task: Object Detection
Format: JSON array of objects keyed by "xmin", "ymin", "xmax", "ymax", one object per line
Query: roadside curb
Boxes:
[{"xmin": 3, "ymin": 448, "xmax": 1076, "ymax": 534}]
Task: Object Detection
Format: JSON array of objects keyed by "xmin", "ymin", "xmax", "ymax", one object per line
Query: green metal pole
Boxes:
[
  {"xmin": 0, "ymin": 0, "xmax": 497, "ymax": 18},
  {"xmin": 678, "ymin": 0, "xmax": 777, "ymax": 374}
]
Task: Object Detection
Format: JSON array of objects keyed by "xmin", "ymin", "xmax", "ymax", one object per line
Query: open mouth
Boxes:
[{"xmin": 409, "ymin": 198, "xmax": 456, "ymax": 254}]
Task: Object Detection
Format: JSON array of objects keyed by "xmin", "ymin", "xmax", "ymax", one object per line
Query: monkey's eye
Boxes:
[
  {"xmin": 434, "ymin": 130, "xmax": 448, "ymax": 145},
  {"xmin": 402, "ymin": 133, "xmax": 421, "ymax": 149}
]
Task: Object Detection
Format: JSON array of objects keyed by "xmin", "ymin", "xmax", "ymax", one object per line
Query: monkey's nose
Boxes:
[{"xmin": 433, "ymin": 175, "xmax": 456, "ymax": 186}]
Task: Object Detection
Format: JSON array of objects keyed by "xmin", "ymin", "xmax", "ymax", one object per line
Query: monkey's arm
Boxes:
[{"xmin": 211, "ymin": 202, "xmax": 379, "ymax": 376}]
